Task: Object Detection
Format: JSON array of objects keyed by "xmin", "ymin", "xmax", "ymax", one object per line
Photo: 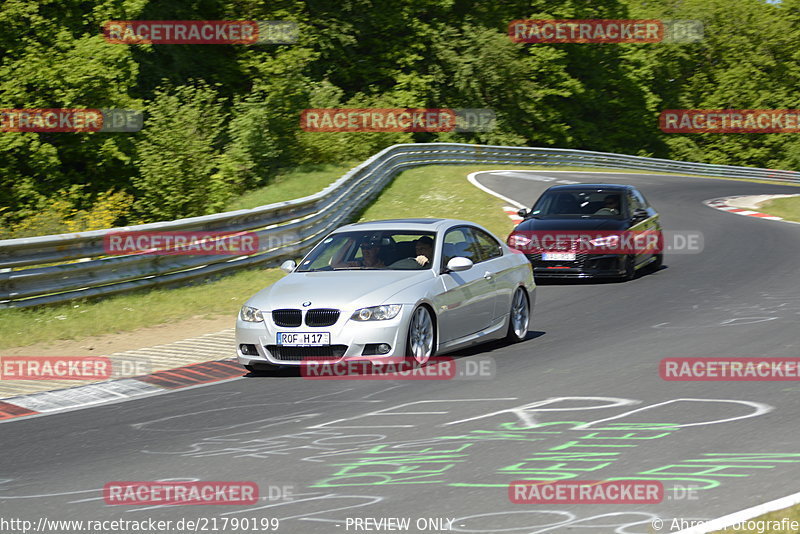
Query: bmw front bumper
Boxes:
[{"xmin": 235, "ymin": 304, "xmax": 415, "ymax": 366}]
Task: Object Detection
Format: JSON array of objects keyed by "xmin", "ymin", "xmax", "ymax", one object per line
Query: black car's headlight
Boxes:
[
  {"xmin": 351, "ymin": 304, "xmax": 402, "ymax": 321},
  {"xmin": 240, "ymin": 305, "xmax": 264, "ymax": 322}
]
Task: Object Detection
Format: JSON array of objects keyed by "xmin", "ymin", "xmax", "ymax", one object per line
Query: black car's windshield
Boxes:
[
  {"xmin": 297, "ymin": 230, "xmax": 436, "ymax": 272},
  {"xmin": 530, "ymin": 190, "xmax": 627, "ymax": 219}
]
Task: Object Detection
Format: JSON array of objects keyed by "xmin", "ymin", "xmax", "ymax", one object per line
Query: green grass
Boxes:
[
  {"xmin": 711, "ymin": 503, "xmax": 800, "ymax": 533},
  {"xmin": 225, "ymin": 162, "xmax": 359, "ymax": 210},
  {"xmin": 759, "ymin": 195, "xmax": 800, "ymax": 222},
  {"xmin": 0, "ymin": 269, "xmax": 285, "ymax": 350},
  {"xmin": 357, "ymin": 164, "xmax": 519, "ymax": 238},
  {"xmin": 2, "ymin": 161, "xmax": 796, "ymax": 349}
]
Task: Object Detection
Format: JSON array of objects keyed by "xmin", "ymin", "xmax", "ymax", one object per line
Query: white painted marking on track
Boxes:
[
  {"xmin": 674, "ymin": 489, "xmax": 800, "ymax": 534},
  {"xmin": 6, "ymin": 379, "xmax": 163, "ymax": 413},
  {"xmin": 704, "ymin": 195, "xmax": 800, "ymax": 225},
  {"xmin": 574, "ymin": 398, "xmax": 773, "ymax": 430},
  {"xmin": 444, "ymin": 396, "xmax": 638, "ymax": 427},
  {"xmin": 0, "ymin": 376, "xmax": 244, "ymax": 425},
  {"xmin": 466, "ymin": 172, "xmax": 526, "ymax": 209},
  {"xmin": 493, "ymin": 171, "xmax": 555, "ymax": 181}
]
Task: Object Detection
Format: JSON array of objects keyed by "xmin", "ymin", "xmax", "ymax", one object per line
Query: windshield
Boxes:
[
  {"xmin": 297, "ymin": 230, "xmax": 436, "ymax": 272},
  {"xmin": 530, "ymin": 190, "xmax": 627, "ymax": 219}
]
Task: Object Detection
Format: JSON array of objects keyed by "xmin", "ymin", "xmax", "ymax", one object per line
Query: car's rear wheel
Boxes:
[
  {"xmin": 406, "ymin": 305, "xmax": 435, "ymax": 364},
  {"xmin": 505, "ymin": 287, "xmax": 530, "ymax": 343}
]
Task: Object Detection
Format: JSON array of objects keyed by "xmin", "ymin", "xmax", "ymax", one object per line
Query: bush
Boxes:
[
  {"xmin": 132, "ymin": 83, "xmax": 231, "ymax": 222},
  {"xmin": 0, "ymin": 188, "xmax": 133, "ymax": 239}
]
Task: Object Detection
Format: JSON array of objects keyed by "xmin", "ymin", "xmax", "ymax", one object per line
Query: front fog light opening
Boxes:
[
  {"xmin": 239, "ymin": 344, "xmax": 258, "ymax": 356},
  {"xmin": 362, "ymin": 343, "xmax": 392, "ymax": 356}
]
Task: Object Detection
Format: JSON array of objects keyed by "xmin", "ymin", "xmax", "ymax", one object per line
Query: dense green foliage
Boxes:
[{"xmin": 1, "ymin": 0, "xmax": 799, "ymax": 236}]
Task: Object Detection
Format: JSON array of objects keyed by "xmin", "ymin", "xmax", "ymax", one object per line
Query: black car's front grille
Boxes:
[
  {"xmin": 265, "ymin": 345, "xmax": 348, "ymax": 361},
  {"xmin": 526, "ymin": 252, "xmax": 590, "ymax": 268},
  {"xmin": 272, "ymin": 309, "xmax": 302, "ymax": 327},
  {"xmin": 305, "ymin": 309, "xmax": 340, "ymax": 327}
]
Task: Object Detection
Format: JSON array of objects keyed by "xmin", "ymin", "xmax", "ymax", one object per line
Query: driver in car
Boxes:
[
  {"xmin": 595, "ymin": 194, "xmax": 621, "ymax": 215},
  {"xmin": 414, "ymin": 236, "xmax": 434, "ymax": 266},
  {"xmin": 331, "ymin": 238, "xmax": 386, "ymax": 268}
]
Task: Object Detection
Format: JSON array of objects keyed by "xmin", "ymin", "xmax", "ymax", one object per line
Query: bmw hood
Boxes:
[{"xmin": 245, "ymin": 270, "xmax": 436, "ymax": 311}]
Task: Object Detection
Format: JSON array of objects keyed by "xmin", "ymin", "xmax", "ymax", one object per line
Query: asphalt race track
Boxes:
[{"xmin": 2, "ymin": 171, "xmax": 799, "ymax": 534}]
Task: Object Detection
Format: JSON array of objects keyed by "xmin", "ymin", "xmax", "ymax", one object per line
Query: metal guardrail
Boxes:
[{"xmin": 2, "ymin": 142, "xmax": 799, "ymax": 308}]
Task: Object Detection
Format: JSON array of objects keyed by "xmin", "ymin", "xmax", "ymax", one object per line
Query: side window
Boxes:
[
  {"xmin": 469, "ymin": 228, "xmax": 503, "ymax": 263},
  {"xmin": 442, "ymin": 227, "xmax": 478, "ymax": 267},
  {"xmin": 633, "ymin": 189, "xmax": 650, "ymax": 208},
  {"xmin": 628, "ymin": 191, "xmax": 643, "ymax": 212}
]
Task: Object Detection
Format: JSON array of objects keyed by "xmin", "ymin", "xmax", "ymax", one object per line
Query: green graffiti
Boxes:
[
  {"xmin": 311, "ymin": 463, "xmax": 457, "ymax": 487},
  {"xmin": 687, "ymin": 453, "xmax": 800, "ymax": 463},
  {"xmin": 498, "ymin": 421, "xmax": 584, "ymax": 432},
  {"xmin": 309, "ymin": 419, "xmax": 795, "ymax": 492},
  {"xmin": 605, "ymin": 454, "xmax": 800, "ymax": 490},
  {"xmin": 359, "ymin": 443, "xmax": 474, "ymax": 455},
  {"xmin": 548, "ymin": 440, "xmax": 637, "ymax": 451},
  {"xmin": 330, "ymin": 454, "xmax": 468, "ymax": 466},
  {"xmin": 579, "ymin": 431, "xmax": 673, "ymax": 440}
]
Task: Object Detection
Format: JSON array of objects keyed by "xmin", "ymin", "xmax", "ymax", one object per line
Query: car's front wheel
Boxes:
[
  {"xmin": 650, "ymin": 253, "xmax": 663, "ymax": 271},
  {"xmin": 621, "ymin": 255, "xmax": 636, "ymax": 281},
  {"xmin": 406, "ymin": 305, "xmax": 435, "ymax": 364},
  {"xmin": 505, "ymin": 287, "xmax": 530, "ymax": 343}
]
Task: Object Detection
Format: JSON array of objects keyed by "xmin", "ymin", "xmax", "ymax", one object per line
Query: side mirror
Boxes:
[
  {"xmin": 517, "ymin": 208, "xmax": 529, "ymax": 218},
  {"xmin": 633, "ymin": 208, "xmax": 649, "ymax": 220},
  {"xmin": 280, "ymin": 259, "xmax": 297, "ymax": 273},
  {"xmin": 446, "ymin": 256, "xmax": 473, "ymax": 272}
]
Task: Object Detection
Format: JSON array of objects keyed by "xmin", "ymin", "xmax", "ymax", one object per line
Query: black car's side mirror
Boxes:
[
  {"xmin": 517, "ymin": 208, "xmax": 529, "ymax": 218},
  {"xmin": 632, "ymin": 208, "xmax": 649, "ymax": 220}
]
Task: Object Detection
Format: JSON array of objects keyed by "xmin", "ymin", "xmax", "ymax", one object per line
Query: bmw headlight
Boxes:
[
  {"xmin": 351, "ymin": 304, "xmax": 403, "ymax": 321},
  {"xmin": 240, "ymin": 305, "xmax": 264, "ymax": 322}
]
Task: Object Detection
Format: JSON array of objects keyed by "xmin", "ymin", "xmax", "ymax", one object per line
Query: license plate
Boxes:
[
  {"xmin": 542, "ymin": 252, "xmax": 576, "ymax": 261},
  {"xmin": 277, "ymin": 332, "xmax": 330, "ymax": 346}
]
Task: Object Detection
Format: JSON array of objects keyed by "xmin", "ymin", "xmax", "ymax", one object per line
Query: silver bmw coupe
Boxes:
[{"xmin": 235, "ymin": 218, "xmax": 535, "ymax": 371}]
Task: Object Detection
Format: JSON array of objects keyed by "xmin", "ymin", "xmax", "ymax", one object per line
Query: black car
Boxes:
[{"xmin": 507, "ymin": 184, "xmax": 663, "ymax": 280}]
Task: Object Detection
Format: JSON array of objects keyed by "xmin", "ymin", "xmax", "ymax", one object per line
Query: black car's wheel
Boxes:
[
  {"xmin": 505, "ymin": 287, "xmax": 530, "ymax": 343},
  {"xmin": 651, "ymin": 253, "xmax": 663, "ymax": 271},
  {"xmin": 622, "ymin": 255, "xmax": 636, "ymax": 281},
  {"xmin": 406, "ymin": 305, "xmax": 435, "ymax": 364}
]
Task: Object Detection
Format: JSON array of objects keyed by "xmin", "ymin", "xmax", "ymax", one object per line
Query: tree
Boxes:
[{"xmin": 132, "ymin": 83, "xmax": 229, "ymax": 221}]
